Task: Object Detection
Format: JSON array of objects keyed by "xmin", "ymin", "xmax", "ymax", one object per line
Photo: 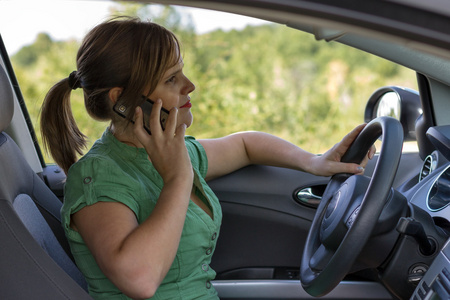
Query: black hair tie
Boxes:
[{"xmin": 68, "ymin": 71, "xmax": 82, "ymax": 90}]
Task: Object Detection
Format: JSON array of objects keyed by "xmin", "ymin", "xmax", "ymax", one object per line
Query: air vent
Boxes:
[{"xmin": 419, "ymin": 154, "xmax": 436, "ymax": 182}]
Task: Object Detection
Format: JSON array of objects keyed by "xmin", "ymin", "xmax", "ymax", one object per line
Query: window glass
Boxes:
[{"xmin": 0, "ymin": 1, "xmax": 418, "ymax": 163}]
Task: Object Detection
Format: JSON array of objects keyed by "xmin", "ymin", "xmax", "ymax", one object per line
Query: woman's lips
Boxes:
[{"xmin": 180, "ymin": 100, "xmax": 192, "ymax": 108}]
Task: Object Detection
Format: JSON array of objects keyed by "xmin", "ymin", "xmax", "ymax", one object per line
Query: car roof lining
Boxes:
[
  {"xmin": 298, "ymin": 24, "xmax": 450, "ymax": 87},
  {"xmin": 306, "ymin": 26, "xmax": 450, "ymax": 86}
]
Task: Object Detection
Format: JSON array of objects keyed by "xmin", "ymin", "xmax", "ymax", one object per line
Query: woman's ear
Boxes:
[{"xmin": 108, "ymin": 87, "xmax": 123, "ymax": 104}]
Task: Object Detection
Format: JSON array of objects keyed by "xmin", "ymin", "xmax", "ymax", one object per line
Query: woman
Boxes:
[{"xmin": 40, "ymin": 17, "xmax": 374, "ymax": 300}]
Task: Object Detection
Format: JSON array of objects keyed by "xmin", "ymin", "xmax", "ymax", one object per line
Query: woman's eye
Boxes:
[{"xmin": 166, "ymin": 76, "xmax": 176, "ymax": 83}]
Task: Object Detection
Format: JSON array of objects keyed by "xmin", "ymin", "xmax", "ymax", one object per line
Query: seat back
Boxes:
[{"xmin": 0, "ymin": 62, "xmax": 91, "ymax": 298}]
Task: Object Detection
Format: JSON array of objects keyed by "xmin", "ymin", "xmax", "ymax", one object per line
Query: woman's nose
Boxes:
[{"xmin": 183, "ymin": 76, "xmax": 195, "ymax": 94}]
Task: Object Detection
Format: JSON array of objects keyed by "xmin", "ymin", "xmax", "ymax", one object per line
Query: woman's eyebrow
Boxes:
[{"xmin": 164, "ymin": 63, "xmax": 184, "ymax": 80}]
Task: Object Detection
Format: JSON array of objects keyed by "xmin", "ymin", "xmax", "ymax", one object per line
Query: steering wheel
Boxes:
[{"xmin": 300, "ymin": 117, "xmax": 404, "ymax": 297}]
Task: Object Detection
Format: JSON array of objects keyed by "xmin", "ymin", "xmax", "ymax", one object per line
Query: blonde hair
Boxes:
[{"xmin": 40, "ymin": 17, "xmax": 181, "ymax": 173}]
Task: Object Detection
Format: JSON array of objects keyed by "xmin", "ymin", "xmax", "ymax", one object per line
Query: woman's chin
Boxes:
[{"xmin": 183, "ymin": 114, "xmax": 193, "ymax": 128}]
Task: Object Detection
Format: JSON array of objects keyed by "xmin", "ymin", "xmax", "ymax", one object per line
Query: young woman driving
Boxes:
[{"xmin": 41, "ymin": 17, "xmax": 374, "ymax": 300}]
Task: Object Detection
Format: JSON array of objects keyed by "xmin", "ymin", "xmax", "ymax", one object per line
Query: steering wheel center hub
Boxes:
[
  {"xmin": 320, "ymin": 176, "xmax": 368, "ymax": 249},
  {"xmin": 325, "ymin": 189, "xmax": 342, "ymax": 219}
]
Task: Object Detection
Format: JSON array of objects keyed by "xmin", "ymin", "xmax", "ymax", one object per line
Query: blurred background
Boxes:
[{"xmin": 1, "ymin": 1, "xmax": 417, "ymax": 162}]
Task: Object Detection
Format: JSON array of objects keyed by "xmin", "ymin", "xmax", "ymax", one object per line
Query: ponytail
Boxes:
[
  {"xmin": 40, "ymin": 17, "xmax": 181, "ymax": 174},
  {"xmin": 40, "ymin": 77, "xmax": 87, "ymax": 174}
]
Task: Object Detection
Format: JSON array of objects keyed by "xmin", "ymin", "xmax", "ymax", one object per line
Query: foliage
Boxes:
[{"xmin": 10, "ymin": 4, "xmax": 417, "ymax": 163}]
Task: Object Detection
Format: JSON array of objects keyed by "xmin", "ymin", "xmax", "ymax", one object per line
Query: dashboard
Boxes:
[
  {"xmin": 412, "ymin": 239, "xmax": 450, "ymax": 300},
  {"xmin": 408, "ymin": 125, "xmax": 450, "ymax": 299}
]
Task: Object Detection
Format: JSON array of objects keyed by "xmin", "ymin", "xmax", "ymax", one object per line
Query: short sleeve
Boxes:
[
  {"xmin": 185, "ymin": 136, "xmax": 208, "ymax": 178},
  {"xmin": 61, "ymin": 156, "xmax": 140, "ymax": 235}
]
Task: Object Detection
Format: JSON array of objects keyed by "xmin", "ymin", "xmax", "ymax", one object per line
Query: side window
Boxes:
[{"xmin": 2, "ymin": 2, "xmax": 418, "ymax": 166}]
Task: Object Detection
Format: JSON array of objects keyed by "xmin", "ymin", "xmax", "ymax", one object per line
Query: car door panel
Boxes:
[
  {"xmin": 208, "ymin": 157, "xmax": 396, "ymax": 299},
  {"xmin": 209, "ymin": 164, "xmax": 328, "ymax": 278},
  {"xmin": 209, "ymin": 151, "xmax": 423, "ymax": 280}
]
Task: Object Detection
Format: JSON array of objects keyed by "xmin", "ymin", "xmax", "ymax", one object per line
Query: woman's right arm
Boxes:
[
  {"xmin": 72, "ymin": 104, "xmax": 193, "ymax": 299},
  {"xmin": 72, "ymin": 176, "xmax": 191, "ymax": 299}
]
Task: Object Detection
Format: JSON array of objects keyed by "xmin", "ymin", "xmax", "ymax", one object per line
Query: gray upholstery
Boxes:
[
  {"xmin": 13, "ymin": 194, "xmax": 88, "ymax": 288},
  {"xmin": 0, "ymin": 63, "xmax": 91, "ymax": 298}
]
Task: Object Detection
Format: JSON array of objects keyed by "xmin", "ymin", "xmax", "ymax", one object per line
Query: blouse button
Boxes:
[
  {"xmin": 202, "ymin": 263, "xmax": 209, "ymax": 272},
  {"xmin": 206, "ymin": 247, "xmax": 212, "ymax": 255},
  {"xmin": 211, "ymin": 232, "xmax": 217, "ymax": 241},
  {"xmin": 206, "ymin": 281, "xmax": 212, "ymax": 289},
  {"xmin": 83, "ymin": 177, "xmax": 92, "ymax": 184}
]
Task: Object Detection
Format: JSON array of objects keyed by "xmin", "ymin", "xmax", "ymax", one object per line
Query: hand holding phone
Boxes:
[
  {"xmin": 140, "ymin": 97, "xmax": 170, "ymax": 135},
  {"xmin": 113, "ymin": 95, "xmax": 170, "ymax": 135}
]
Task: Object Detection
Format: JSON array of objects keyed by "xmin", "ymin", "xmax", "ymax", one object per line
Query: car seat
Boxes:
[{"xmin": 0, "ymin": 62, "xmax": 92, "ymax": 299}]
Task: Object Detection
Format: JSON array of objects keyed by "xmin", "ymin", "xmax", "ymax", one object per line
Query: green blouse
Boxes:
[{"xmin": 62, "ymin": 129, "xmax": 222, "ymax": 300}]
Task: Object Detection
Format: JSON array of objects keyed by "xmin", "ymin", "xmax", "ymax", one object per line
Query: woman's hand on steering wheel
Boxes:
[{"xmin": 309, "ymin": 124, "xmax": 376, "ymax": 177}]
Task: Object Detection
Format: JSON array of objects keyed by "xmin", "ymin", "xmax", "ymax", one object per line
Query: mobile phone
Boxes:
[
  {"xmin": 113, "ymin": 95, "xmax": 170, "ymax": 134},
  {"xmin": 140, "ymin": 97, "xmax": 170, "ymax": 134}
]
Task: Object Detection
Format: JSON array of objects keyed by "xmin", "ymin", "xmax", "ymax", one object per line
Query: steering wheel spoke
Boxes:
[{"xmin": 309, "ymin": 244, "xmax": 334, "ymax": 272}]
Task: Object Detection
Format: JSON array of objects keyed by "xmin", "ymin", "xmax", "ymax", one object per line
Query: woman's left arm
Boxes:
[{"xmin": 199, "ymin": 124, "xmax": 375, "ymax": 181}]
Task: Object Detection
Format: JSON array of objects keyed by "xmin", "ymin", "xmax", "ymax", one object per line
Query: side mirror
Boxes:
[{"xmin": 365, "ymin": 86, "xmax": 422, "ymax": 141}]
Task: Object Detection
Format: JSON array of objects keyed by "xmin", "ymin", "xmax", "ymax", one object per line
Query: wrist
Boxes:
[
  {"xmin": 302, "ymin": 153, "xmax": 319, "ymax": 175},
  {"xmin": 163, "ymin": 169, "xmax": 193, "ymax": 189}
]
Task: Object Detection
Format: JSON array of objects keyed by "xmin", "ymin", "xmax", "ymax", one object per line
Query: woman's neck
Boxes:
[{"xmin": 109, "ymin": 124, "xmax": 144, "ymax": 148}]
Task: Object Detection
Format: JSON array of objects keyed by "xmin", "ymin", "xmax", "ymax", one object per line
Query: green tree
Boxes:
[
  {"xmin": 11, "ymin": 3, "xmax": 418, "ymax": 163},
  {"xmin": 14, "ymin": 33, "xmax": 53, "ymax": 66}
]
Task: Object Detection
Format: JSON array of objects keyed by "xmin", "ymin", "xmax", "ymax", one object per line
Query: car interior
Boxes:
[
  {"xmin": 0, "ymin": 60, "xmax": 92, "ymax": 299},
  {"xmin": 2, "ymin": 1, "xmax": 450, "ymax": 300}
]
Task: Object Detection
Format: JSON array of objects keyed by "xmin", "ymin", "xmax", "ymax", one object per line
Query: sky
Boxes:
[{"xmin": 0, "ymin": 0, "xmax": 268, "ymax": 54}]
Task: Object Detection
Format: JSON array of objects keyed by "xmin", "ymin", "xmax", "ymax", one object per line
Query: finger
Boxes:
[
  {"xmin": 333, "ymin": 124, "xmax": 366, "ymax": 157},
  {"xmin": 133, "ymin": 106, "xmax": 147, "ymax": 139},
  {"xmin": 343, "ymin": 124, "xmax": 366, "ymax": 146},
  {"xmin": 360, "ymin": 145, "xmax": 377, "ymax": 167},
  {"xmin": 355, "ymin": 165, "xmax": 365, "ymax": 175},
  {"xmin": 164, "ymin": 107, "xmax": 178, "ymax": 135},
  {"xmin": 336, "ymin": 162, "xmax": 365, "ymax": 175},
  {"xmin": 360, "ymin": 155, "xmax": 369, "ymax": 168},
  {"xmin": 174, "ymin": 123, "xmax": 187, "ymax": 140},
  {"xmin": 368, "ymin": 144, "xmax": 376, "ymax": 159}
]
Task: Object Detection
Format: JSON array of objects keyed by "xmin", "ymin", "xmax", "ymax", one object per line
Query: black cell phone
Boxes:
[{"xmin": 113, "ymin": 95, "xmax": 170, "ymax": 135}]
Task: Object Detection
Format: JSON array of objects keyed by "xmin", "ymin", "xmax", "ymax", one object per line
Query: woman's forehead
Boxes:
[{"xmin": 165, "ymin": 59, "xmax": 184, "ymax": 74}]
